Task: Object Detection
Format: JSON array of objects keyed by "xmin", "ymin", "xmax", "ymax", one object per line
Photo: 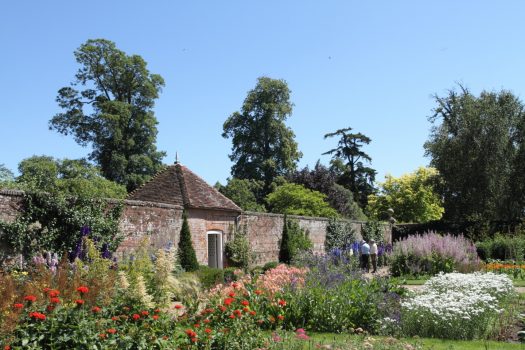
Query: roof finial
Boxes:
[{"xmin": 175, "ymin": 152, "xmax": 179, "ymax": 164}]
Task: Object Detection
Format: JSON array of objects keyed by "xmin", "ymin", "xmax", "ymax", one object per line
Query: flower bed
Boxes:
[
  {"xmin": 390, "ymin": 232, "xmax": 481, "ymax": 277},
  {"xmin": 399, "ymin": 272, "xmax": 515, "ymax": 340}
]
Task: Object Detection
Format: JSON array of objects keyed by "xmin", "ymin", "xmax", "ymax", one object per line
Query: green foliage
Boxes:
[
  {"xmin": 215, "ymin": 178, "xmax": 266, "ymax": 211},
  {"xmin": 0, "ymin": 164, "xmax": 14, "ymax": 184},
  {"xmin": 222, "ymin": 77, "xmax": 302, "ymax": 195},
  {"xmin": 266, "ymin": 183, "xmax": 339, "ymax": 217},
  {"xmin": 49, "ymin": 39, "xmax": 166, "ymax": 192},
  {"xmin": 290, "ymin": 162, "xmax": 366, "ymax": 220},
  {"xmin": 323, "ymin": 127, "xmax": 377, "ymax": 208},
  {"xmin": 14, "ymin": 156, "xmax": 127, "ymax": 199},
  {"xmin": 361, "ymin": 221, "xmax": 384, "ymax": 243},
  {"xmin": 279, "ymin": 216, "xmax": 313, "ymax": 264},
  {"xmin": 177, "ymin": 213, "xmax": 199, "ymax": 272},
  {"xmin": 279, "ymin": 215, "xmax": 292, "ymax": 264},
  {"xmin": 367, "ymin": 167, "xmax": 444, "ymax": 223},
  {"xmin": 424, "ymin": 85, "xmax": 525, "ymax": 226},
  {"xmin": 0, "ymin": 191, "xmax": 122, "ymax": 258},
  {"xmin": 282, "ymin": 272, "xmax": 403, "ymax": 333},
  {"xmin": 288, "ymin": 219, "xmax": 313, "ymax": 261},
  {"xmin": 196, "ymin": 266, "xmax": 225, "ymax": 289},
  {"xmin": 325, "ymin": 218, "xmax": 356, "ymax": 252},
  {"xmin": 262, "ymin": 261, "xmax": 279, "ymax": 272},
  {"xmin": 476, "ymin": 234, "xmax": 525, "ymax": 261},
  {"xmin": 224, "ymin": 226, "xmax": 251, "ymax": 269}
]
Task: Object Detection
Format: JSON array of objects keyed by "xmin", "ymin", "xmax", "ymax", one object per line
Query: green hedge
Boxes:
[{"xmin": 476, "ymin": 235, "xmax": 525, "ymax": 261}]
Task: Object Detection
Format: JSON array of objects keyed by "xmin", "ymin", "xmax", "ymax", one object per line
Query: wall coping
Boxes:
[{"xmin": 0, "ymin": 189, "xmax": 25, "ymax": 197}]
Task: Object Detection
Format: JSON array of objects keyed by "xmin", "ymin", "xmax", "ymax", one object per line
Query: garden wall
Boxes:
[{"xmin": 0, "ymin": 190, "xmax": 392, "ymax": 266}]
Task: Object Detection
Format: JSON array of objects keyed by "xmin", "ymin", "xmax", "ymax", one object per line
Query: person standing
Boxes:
[
  {"xmin": 370, "ymin": 239, "xmax": 378, "ymax": 273},
  {"xmin": 360, "ymin": 239, "xmax": 370, "ymax": 273}
]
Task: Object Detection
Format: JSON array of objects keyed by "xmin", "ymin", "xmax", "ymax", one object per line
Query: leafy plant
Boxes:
[
  {"xmin": 177, "ymin": 213, "xmax": 199, "ymax": 272},
  {"xmin": 325, "ymin": 218, "xmax": 356, "ymax": 252},
  {"xmin": 224, "ymin": 225, "xmax": 251, "ymax": 269},
  {"xmin": 0, "ymin": 191, "xmax": 122, "ymax": 260}
]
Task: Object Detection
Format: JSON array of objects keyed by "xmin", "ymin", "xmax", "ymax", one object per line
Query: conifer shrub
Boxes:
[
  {"xmin": 177, "ymin": 213, "xmax": 199, "ymax": 271},
  {"xmin": 279, "ymin": 215, "xmax": 292, "ymax": 264}
]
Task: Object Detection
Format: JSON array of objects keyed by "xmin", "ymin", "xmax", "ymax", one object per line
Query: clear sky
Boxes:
[{"xmin": 1, "ymin": 1, "xmax": 525, "ymax": 186}]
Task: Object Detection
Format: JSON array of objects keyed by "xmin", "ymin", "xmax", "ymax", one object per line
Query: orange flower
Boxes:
[
  {"xmin": 92, "ymin": 306, "xmax": 101, "ymax": 313},
  {"xmin": 174, "ymin": 304, "xmax": 183, "ymax": 309},
  {"xmin": 48, "ymin": 290, "xmax": 60, "ymax": 298},
  {"xmin": 107, "ymin": 328, "xmax": 117, "ymax": 334},
  {"xmin": 278, "ymin": 299, "xmax": 286, "ymax": 307},
  {"xmin": 205, "ymin": 328, "xmax": 212, "ymax": 334},
  {"xmin": 277, "ymin": 315, "xmax": 285, "ymax": 321},
  {"xmin": 254, "ymin": 289, "xmax": 263, "ymax": 295},
  {"xmin": 75, "ymin": 299, "xmax": 85, "ymax": 306},
  {"xmin": 153, "ymin": 315, "xmax": 159, "ymax": 320}
]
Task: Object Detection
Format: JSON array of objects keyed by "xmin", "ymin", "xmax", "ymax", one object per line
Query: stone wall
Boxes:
[
  {"xmin": 0, "ymin": 190, "xmax": 24, "ymax": 224},
  {"xmin": 0, "ymin": 190, "xmax": 392, "ymax": 267}
]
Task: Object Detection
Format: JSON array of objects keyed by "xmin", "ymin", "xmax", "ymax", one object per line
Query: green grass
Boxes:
[{"xmin": 301, "ymin": 333, "xmax": 525, "ymax": 350}]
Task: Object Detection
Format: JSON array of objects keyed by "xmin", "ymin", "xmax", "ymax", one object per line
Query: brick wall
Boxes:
[{"xmin": 0, "ymin": 190, "xmax": 391, "ymax": 266}]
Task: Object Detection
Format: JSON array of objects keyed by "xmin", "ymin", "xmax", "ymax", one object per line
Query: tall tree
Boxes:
[
  {"xmin": 367, "ymin": 167, "xmax": 444, "ymax": 223},
  {"xmin": 424, "ymin": 86, "xmax": 525, "ymax": 225},
  {"xmin": 266, "ymin": 183, "xmax": 339, "ymax": 218},
  {"xmin": 323, "ymin": 127, "xmax": 376, "ymax": 208},
  {"xmin": 215, "ymin": 178, "xmax": 266, "ymax": 212},
  {"xmin": 222, "ymin": 77, "xmax": 302, "ymax": 195},
  {"xmin": 0, "ymin": 164, "xmax": 14, "ymax": 184},
  {"xmin": 290, "ymin": 161, "xmax": 366, "ymax": 219},
  {"xmin": 49, "ymin": 39, "xmax": 166, "ymax": 191}
]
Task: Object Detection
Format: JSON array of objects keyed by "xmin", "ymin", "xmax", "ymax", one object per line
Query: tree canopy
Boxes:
[
  {"xmin": 49, "ymin": 39, "xmax": 166, "ymax": 192},
  {"xmin": 367, "ymin": 167, "xmax": 444, "ymax": 223},
  {"xmin": 215, "ymin": 178, "xmax": 266, "ymax": 212},
  {"xmin": 0, "ymin": 164, "xmax": 14, "ymax": 184},
  {"xmin": 15, "ymin": 155, "xmax": 127, "ymax": 199},
  {"xmin": 424, "ymin": 86, "xmax": 525, "ymax": 225},
  {"xmin": 290, "ymin": 161, "xmax": 366, "ymax": 220},
  {"xmin": 266, "ymin": 183, "xmax": 339, "ymax": 218},
  {"xmin": 323, "ymin": 127, "xmax": 376, "ymax": 208},
  {"xmin": 222, "ymin": 77, "xmax": 302, "ymax": 195}
]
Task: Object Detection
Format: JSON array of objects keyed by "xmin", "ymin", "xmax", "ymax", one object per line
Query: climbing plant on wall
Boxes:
[{"xmin": 0, "ymin": 191, "xmax": 123, "ymax": 259}]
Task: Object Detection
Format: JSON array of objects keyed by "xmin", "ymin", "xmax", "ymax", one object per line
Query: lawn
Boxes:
[{"xmin": 303, "ymin": 333, "xmax": 525, "ymax": 350}]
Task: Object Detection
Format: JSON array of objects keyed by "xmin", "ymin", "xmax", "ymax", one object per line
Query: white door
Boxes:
[{"xmin": 207, "ymin": 231, "xmax": 223, "ymax": 268}]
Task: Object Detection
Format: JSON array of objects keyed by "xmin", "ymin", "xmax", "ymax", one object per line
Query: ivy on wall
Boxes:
[{"xmin": 0, "ymin": 191, "xmax": 123, "ymax": 259}]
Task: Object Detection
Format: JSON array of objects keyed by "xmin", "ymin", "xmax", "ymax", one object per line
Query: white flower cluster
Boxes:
[
  {"xmin": 401, "ymin": 272, "xmax": 514, "ymax": 339},
  {"xmin": 422, "ymin": 272, "xmax": 514, "ymax": 300}
]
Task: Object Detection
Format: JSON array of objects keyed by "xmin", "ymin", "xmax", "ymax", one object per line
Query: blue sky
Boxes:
[{"xmin": 1, "ymin": 1, "xmax": 525, "ymax": 186}]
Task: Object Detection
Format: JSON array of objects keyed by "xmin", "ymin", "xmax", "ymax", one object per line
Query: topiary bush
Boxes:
[{"xmin": 177, "ymin": 213, "xmax": 199, "ymax": 272}]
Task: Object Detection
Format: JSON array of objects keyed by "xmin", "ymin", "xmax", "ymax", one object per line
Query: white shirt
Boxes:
[{"xmin": 370, "ymin": 243, "xmax": 378, "ymax": 254}]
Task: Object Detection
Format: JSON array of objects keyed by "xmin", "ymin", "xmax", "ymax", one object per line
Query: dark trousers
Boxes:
[
  {"xmin": 371, "ymin": 254, "xmax": 377, "ymax": 273},
  {"xmin": 361, "ymin": 254, "xmax": 370, "ymax": 272}
]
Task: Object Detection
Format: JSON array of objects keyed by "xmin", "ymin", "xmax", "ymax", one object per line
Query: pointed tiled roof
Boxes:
[{"xmin": 128, "ymin": 163, "xmax": 241, "ymax": 212}]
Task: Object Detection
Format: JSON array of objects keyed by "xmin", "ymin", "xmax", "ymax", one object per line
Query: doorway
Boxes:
[{"xmin": 207, "ymin": 231, "xmax": 223, "ymax": 269}]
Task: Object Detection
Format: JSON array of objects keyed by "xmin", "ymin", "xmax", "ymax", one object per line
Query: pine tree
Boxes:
[
  {"xmin": 279, "ymin": 214, "xmax": 291, "ymax": 264},
  {"xmin": 177, "ymin": 213, "xmax": 199, "ymax": 271}
]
